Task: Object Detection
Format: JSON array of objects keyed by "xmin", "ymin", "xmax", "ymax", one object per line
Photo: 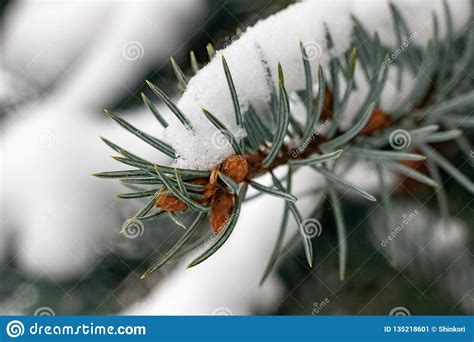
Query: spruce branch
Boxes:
[{"xmin": 96, "ymin": 1, "xmax": 474, "ymax": 280}]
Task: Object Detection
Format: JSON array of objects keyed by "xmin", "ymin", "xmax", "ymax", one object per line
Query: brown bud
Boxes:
[
  {"xmin": 209, "ymin": 167, "xmax": 219, "ymax": 186},
  {"xmin": 156, "ymin": 195, "xmax": 187, "ymax": 212},
  {"xmin": 210, "ymin": 189, "xmax": 234, "ymax": 235},
  {"xmin": 362, "ymin": 108, "xmax": 390, "ymax": 135},
  {"xmin": 189, "ymin": 178, "xmax": 208, "ymax": 186},
  {"xmin": 244, "ymin": 151, "xmax": 265, "ymax": 179},
  {"xmin": 220, "ymin": 155, "xmax": 248, "ymax": 183},
  {"xmin": 317, "ymin": 87, "xmax": 333, "ymax": 120},
  {"xmin": 202, "ymin": 184, "xmax": 216, "ymax": 201}
]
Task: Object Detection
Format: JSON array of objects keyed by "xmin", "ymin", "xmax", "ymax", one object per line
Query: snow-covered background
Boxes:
[{"xmin": 0, "ymin": 0, "xmax": 472, "ymax": 316}]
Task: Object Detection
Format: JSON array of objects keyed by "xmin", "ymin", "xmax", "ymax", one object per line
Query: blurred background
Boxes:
[{"xmin": 0, "ymin": 0, "xmax": 472, "ymax": 316}]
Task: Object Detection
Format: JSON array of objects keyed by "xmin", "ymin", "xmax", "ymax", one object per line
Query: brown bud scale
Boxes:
[
  {"xmin": 362, "ymin": 108, "xmax": 390, "ymax": 135},
  {"xmin": 220, "ymin": 155, "xmax": 249, "ymax": 183},
  {"xmin": 156, "ymin": 195, "xmax": 187, "ymax": 212},
  {"xmin": 210, "ymin": 189, "xmax": 235, "ymax": 235}
]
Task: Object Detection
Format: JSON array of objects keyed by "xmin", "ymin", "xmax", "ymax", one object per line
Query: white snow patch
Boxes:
[{"xmin": 164, "ymin": 0, "xmax": 470, "ymax": 170}]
